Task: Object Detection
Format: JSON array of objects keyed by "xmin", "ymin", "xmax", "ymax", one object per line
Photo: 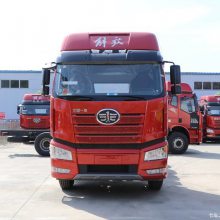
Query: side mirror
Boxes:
[
  {"xmin": 42, "ymin": 85, "xmax": 50, "ymax": 95},
  {"xmin": 42, "ymin": 69, "xmax": 50, "ymax": 85},
  {"xmin": 17, "ymin": 105, "xmax": 21, "ymax": 114},
  {"xmin": 170, "ymin": 65, "xmax": 181, "ymax": 84},
  {"xmin": 171, "ymin": 85, "xmax": 181, "ymax": 95},
  {"xmin": 199, "ymin": 105, "xmax": 204, "ymax": 112},
  {"xmin": 42, "ymin": 69, "xmax": 50, "ymax": 95}
]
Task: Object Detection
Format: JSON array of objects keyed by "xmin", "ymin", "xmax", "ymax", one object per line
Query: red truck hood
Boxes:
[{"xmin": 52, "ymin": 98, "xmax": 166, "ymax": 145}]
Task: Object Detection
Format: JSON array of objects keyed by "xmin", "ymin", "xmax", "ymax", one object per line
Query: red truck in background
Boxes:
[
  {"xmin": 167, "ymin": 82, "xmax": 202, "ymax": 154},
  {"xmin": 199, "ymin": 95, "xmax": 220, "ymax": 141},
  {"xmin": 18, "ymin": 94, "xmax": 50, "ymax": 129},
  {"xmin": 42, "ymin": 32, "xmax": 181, "ymax": 191},
  {"xmin": 1, "ymin": 94, "xmax": 51, "ymax": 156}
]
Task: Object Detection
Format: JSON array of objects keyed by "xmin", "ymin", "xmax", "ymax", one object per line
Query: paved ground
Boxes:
[{"xmin": 0, "ymin": 137, "xmax": 220, "ymax": 220}]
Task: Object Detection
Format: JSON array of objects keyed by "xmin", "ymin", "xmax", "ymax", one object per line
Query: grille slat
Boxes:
[
  {"xmin": 75, "ymin": 125, "xmax": 143, "ymax": 134},
  {"xmin": 72, "ymin": 113, "xmax": 144, "ymax": 143},
  {"xmin": 73, "ymin": 114, "xmax": 144, "ymax": 125}
]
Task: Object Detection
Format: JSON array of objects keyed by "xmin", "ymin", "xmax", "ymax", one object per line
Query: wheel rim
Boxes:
[
  {"xmin": 173, "ymin": 138, "xmax": 184, "ymax": 149},
  {"xmin": 40, "ymin": 138, "xmax": 51, "ymax": 152}
]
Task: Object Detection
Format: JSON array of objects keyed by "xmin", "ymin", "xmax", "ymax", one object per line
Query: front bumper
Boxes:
[
  {"xmin": 50, "ymin": 139, "xmax": 168, "ymax": 181},
  {"xmin": 205, "ymin": 129, "xmax": 220, "ymax": 140}
]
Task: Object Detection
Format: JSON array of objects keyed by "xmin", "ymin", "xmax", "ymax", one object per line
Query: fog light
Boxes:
[
  {"xmin": 146, "ymin": 168, "xmax": 166, "ymax": 175},
  {"xmin": 52, "ymin": 167, "xmax": 70, "ymax": 174}
]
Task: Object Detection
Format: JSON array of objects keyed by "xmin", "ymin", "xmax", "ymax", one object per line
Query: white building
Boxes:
[
  {"xmin": 166, "ymin": 72, "xmax": 220, "ymax": 99},
  {"xmin": 0, "ymin": 70, "xmax": 220, "ymax": 119},
  {"xmin": 0, "ymin": 70, "xmax": 42, "ymax": 119}
]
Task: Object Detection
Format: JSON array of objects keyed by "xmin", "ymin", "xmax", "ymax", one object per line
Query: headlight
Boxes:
[
  {"xmin": 50, "ymin": 145, "xmax": 72, "ymax": 161},
  {"xmin": 206, "ymin": 128, "xmax": 214, "ymax": 134},
  {"xmin": 144, "ymin": 147, "xmax": 167, "ymax": 161}
]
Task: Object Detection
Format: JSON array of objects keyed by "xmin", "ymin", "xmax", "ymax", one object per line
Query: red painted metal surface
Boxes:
[
  {"xmin": 166, "ymin": 81, "xmax": 192, "ymax": 93},
  {"xmin": 23, "ymin": 94, "xmax": 50, "ymax": 102},
  {"xmin": 51, "ymin": 139, "xmax": 167, "ymax": 180},
  {"xmin": 200, "ymin": 95, "xmax": 220, "ymax": 103},
  {"xmin": 51, "ymin": 97, "xmax": 166, "ymax": 144},
  {"xmin": 20, "ymin": 115, "xmax": 50, "ymax": 129},
  {"xmin": 61, "ymin": 32, "xmax": 159, "ymax": 51}
]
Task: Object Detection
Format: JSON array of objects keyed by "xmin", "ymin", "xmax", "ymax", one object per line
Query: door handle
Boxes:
[{"xmin": 178, "ymin": 118, "xmax": 182, "ymax": 123}]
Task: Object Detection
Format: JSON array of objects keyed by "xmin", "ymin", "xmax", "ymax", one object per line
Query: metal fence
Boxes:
[{"xmin": 0, "ymin": 119, "xmax": 20, "ymax": 130}]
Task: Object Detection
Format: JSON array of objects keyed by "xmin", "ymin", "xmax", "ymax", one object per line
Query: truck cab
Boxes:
[
  {"xmin": 167, "ymin": 82, "xmax": 202, "ymax": 154},
  {"xmin": 199, "ymin": 95, "xmax": 220, "ymax": 141},
  {"xmin": 18, "ymin": 94, "xmax": 50, "ymax": 129},
  {"xmin": 43, "ymin": 32, "xmax": 181, "ymax": 191}
]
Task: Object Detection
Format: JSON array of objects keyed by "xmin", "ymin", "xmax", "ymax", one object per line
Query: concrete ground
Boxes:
[{"xmin": 0, "ymin": 137, "xmax": 220, "ymax": 220}]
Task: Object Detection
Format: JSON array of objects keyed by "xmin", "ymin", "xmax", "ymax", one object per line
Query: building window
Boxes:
[
  {"xmin": 11, "ymin": 80, "xmax": 19, "ymax": 88},
  {"xmin": 1, "ymin": 80, "xmax": 10, "ymax": 88},
  {"xmin": 213, "ymin": 82, "xmax": 220, "ymax": 90},
  {"xmin": 1, "ymin": 80, "xmax": 29, "ymax": 89},
  {"xmin": 203, "ymin": 82, "xmax": 212, "ymax": 90},
  {"xmin": 194, "ymin": 82, "xmax": 202, "ymax": 90},
  {"xmin": 20, "ymin": 80, "xmax": 29, "ymax": 88}
]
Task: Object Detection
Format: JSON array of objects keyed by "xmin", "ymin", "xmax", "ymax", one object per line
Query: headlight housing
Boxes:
[
  {"xmin": 206, "ymin": 128, "xmax": 214, "ymax": 134},
  {"xmin": 50, "ymin": 145, "xmax": 72, "ymax": 161},
  {"xmin": 144, "ymin": 147, "xmax": 167, "ymax": 161}
]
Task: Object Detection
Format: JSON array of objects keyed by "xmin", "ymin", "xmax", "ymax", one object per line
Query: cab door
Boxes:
[
  {"xmin": 168, "ymin": 95, "xmax": 179, "ymax": 129},
  {"xmin": 179, "ymin": 95, "xmax": 200, "ymax": 143}
]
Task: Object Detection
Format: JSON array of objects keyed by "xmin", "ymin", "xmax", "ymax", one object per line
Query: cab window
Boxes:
[
  {"xmin": 171, "ymin": 96, "xmax": 178, "ymax": 107},
  {"xmin": 180, "ymin": 97, "xmax": 196, "ymax": 113}
]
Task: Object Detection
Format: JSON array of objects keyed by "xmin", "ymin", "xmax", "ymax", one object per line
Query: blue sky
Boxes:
[{"xmin": 0, "ymin": 0, "xmax": 219, "ymax": 72}]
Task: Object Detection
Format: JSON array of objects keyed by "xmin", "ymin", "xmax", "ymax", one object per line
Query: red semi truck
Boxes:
[
  {"xmin": 167, "ymin": 82, "xmax": 202, "ymax": 154},
  {"xmin": 42, "ymin": 32, "xmax": 181, "ymax": 190},
  {"xmin": 199, "ymin": 95, "xmax": 220, "ymax": 141},
  {"xmin": 1, "ymin": 94, "xmax": 51, "ymax": 156},
  {"xmin": 18, "ymin": 94, "xmax": 50, "ymax": 129}
]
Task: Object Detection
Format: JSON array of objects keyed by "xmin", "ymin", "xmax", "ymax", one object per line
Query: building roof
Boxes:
[
  {"xmin": 166, "ymin": 72, "xmax": 220, "ymax": 75},
  {"xmin": 0, "ymin": 70, "xmax": 219, "ymax": 75},
  {"xmin": 0, "ymin": 70, "xmax": 41, "ymax": 74},
  {"xmin": 61, "ymin": 32, "xmax": 159, "ymax": 51}
]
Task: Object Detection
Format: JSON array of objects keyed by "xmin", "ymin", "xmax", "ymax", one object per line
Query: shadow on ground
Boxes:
[
  {"xmin": 61, "ymin": 165, "xmax": 220, "ymax": 220},
  {"xmin": 8, "ymin": 153, "xmax": 42, "ymax": 158},
  {"xmin": 170, "ymin": 148, "xmax": 220, "ymax": 160}
]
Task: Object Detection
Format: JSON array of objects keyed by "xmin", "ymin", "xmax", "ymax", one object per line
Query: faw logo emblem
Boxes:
[
  {"xmin": 96, "ymin": 109, "xmax": 120, "ymax": 125},
  {"xmin": 33, "ymin": 118, "xmax": 41, "ymax": 124}
]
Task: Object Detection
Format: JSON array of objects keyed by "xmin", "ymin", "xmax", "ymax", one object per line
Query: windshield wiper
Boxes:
[
  {"xmin": 108, "ymin": 95, "xmax": 147, "ymax": 101},
  {"xmin": 59, "ymin": 95, "xmax": 94, "ymax": 101}
]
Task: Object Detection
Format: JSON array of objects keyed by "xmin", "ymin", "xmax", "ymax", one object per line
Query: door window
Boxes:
[
  {"xmin": 171, "ymin": 96, "xmax": 178, "ymax": 107},
  {"xmin": 180, "ymin": 97, "xmax": 196, "ymax": 113}
]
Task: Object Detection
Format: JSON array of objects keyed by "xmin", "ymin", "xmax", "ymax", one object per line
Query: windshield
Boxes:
[
  {"xmin": 54, "ymin": 64, "xmax": 164, "ymax": 100},
  {"xmin": 207, "ymin": 106, "xmax": 220, "ymax": 116},
  {"xmin": 21, "ymin": 105, "xmax": 50, "ymax": 115}
]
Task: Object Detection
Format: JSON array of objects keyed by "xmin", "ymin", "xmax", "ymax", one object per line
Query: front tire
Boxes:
[
  {"xmin": 59, "ymin": 179, "xmax": 74, "ymax": 190},
  {"xmin": 168, "ymin": 132, "xmax": 188, "ymax": 154},
  {"xmin": 34, "ymin": 132, "xmax": 51, "ymax": 156},
  {"xmin": 148, "ymin": 180, "xmax": 163, "ymax": 190}
]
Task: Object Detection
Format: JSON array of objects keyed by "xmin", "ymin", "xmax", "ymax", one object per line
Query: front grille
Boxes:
[
  {"xmin": 72, "ymin": 113, "xmax": 144, "ymax": 143},
  {"xmin": 27, "ymin": 118, "xmax": 49, "ymax": 129},
  {"xmin": 79, "ymin": 165, "xmax": 138, "ymax": 174},
  {"xmin": 214, "ymin": 121, "xmax": 220, "ymax": 126}
]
